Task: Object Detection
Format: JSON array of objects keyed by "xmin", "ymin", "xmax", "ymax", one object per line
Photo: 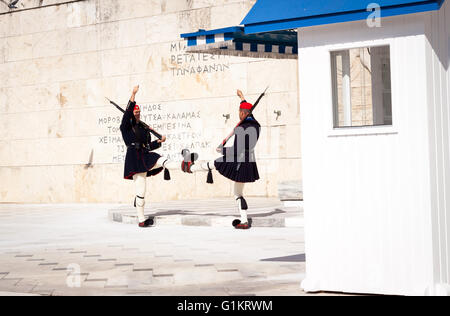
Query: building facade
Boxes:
[{"xmin": 0, "ymin": 0, "xmax": 301, "ymax": 203}]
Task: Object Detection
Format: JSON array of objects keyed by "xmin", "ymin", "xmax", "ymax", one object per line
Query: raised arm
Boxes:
[
  {"xmin": 237, "ymin": 89, "xmax": 246, "ymax": 102},
  {"xmin": 130, "ymin": 85, "xmax": 139, "ymax": 103},
  {"xmin": 121, "ymin": 85, "xmax": 140, "ymax": 132}
]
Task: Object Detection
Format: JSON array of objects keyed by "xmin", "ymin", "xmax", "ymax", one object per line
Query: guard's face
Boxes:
[
  {"xmin": 239, "ymin": 109, "xmax": 247, "ymax": 121},
  {"xmin": 134, "ymin": 109, "xmax": 141, "ymax": 121}
]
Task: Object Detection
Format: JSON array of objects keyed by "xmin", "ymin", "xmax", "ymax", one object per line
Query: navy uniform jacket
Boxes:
[
  {"xmin": 214, "ymin": 115, "xmax": 261, "ymax": 183},
  {"xmin": 120, "ymin": 100, "xmax": 163, "ymax": 180}
]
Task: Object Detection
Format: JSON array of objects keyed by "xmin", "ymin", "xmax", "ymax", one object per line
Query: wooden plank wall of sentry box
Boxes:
[{"xmin": 297, "ymin": 3, "xmax": 450, "ymax": 295}]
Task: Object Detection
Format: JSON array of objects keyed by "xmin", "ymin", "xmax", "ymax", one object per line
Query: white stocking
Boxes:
[
  {"xmin": 189, "ymin": 160, "xmax": 216, "ymax": 173},
  {"xmin": 133, "ymin": 172, "xmax": 147, "ymax": 223},
  {"xmin": 155, "ymin": 157, "xmax": 179, "ymax": 170},
  {"xmin": 234, "ymin": 182, "xmax": 248, "ymax": 223}
]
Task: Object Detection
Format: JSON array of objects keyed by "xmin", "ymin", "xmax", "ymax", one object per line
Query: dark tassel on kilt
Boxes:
[{"xmin": 206, "ymin": 162, "xmax": 214, "ymax": 184}]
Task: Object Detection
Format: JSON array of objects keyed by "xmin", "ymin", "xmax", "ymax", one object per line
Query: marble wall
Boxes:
[{"xmin": 0, "ymin": 0, "xmax": 302, "ymax": 203}]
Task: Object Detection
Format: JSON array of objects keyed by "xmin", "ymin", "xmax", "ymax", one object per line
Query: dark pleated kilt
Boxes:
[
  {"xmin": 214, "ymin": 159, "xmax": 260, "ymax": 183},
  {"xmin": 124, "ymin": 148, "xmax": 163, "ymax": 180}
]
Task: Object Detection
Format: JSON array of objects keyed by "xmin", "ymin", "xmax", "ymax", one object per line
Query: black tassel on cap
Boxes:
[{"xmin": 206, "ymin": 163, "xmax": 214, "ymax": 184}]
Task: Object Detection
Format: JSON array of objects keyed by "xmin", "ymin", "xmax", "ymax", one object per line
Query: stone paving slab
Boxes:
[
  {"xmin": 108, "ymin": 198, "xmax": 304, "ymax": 228},
  {"xmin": 0, "ymin": 202, "xmax": 343, "ymax": 296},
  {"xmin": 0, "ymin": 291, "xmax": 40, "ymax": 296}
]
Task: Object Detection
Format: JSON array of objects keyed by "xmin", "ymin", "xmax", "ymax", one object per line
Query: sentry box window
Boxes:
[{"xmin": 331, "ymin": 45, "xmax": 392, "ymax": 128}]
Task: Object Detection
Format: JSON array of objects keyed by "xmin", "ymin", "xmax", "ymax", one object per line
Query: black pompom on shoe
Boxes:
[
  {"xmin": 232, "ymin": 219, "xmax": 241, "ymax": 227},
  {"xmin": 181, "ymin": 149, "xmax": 199, "ymax": 164},
  {"xmin": 138, "ymin": 218, "xmax": 154, "ymax": 228},
  {"xmin": 164, "ymin": 168, "xmax": 171, "ymax": 181}
]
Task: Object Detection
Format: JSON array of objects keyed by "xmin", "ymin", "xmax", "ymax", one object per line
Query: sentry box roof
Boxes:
[{"xmin": 180, "ymin": 0, "xmax": 445, "ymax": 59}]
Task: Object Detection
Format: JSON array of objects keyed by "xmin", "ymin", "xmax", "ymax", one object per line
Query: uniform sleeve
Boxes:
[
  {"xmin": 120, "ymin": 100, "xmax": 136, "ymax": 133},
  {"xmin": 222, "ymin": 126, "xmax": 242, "ymax": 158},
  {"xmin": 220, "ymin": 127, "xmax": 238, "ymax": 156},
  {"xmin": 148, "ymin": 140, "xmax": 162, "ymax": 151}
]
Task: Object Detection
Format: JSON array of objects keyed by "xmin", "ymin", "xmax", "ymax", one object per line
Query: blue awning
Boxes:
[
  {"xmin": 180, "ymin": 0, "xmax": 445, "ymax": 59},
  {"xmin": 180, "ymin": 27, "xmax": 298, "ymax": 59},
  {"xmin": 241, "ymin": 0, "xmax": 446, "ymax": 34}
]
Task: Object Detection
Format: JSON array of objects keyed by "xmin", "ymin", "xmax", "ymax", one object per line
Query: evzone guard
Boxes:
[
  {"xmin": 181, "ymin": 89, "xmax": 263, "ymax": 230},
  {"xmin": 119, "ymin": 85, "xmax": 179, "ymax": 228}
]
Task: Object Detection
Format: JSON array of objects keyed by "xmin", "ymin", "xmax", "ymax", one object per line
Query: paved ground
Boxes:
[{"xmin": 0, "ymin": 202, "xmax": 314, "ymax": 296}]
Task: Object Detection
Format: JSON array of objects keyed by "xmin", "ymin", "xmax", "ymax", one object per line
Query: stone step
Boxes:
[
  {"xmin": 109, "ymin": 211, "xmax": 303, "ymax": 228},
  {"xmin": 108, "ymin": 198, "xmax": 304, "ymax": 228}
]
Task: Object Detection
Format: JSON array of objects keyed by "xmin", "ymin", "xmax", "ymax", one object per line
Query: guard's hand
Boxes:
[
  {"xmin": 216, "ymin": 146, "xmax": 223, "ymax": 153},
  {"xmin": 237, "ymin": 90, "xmax": 243, "ymax": 97},
  {"xmin": 132, "ymin": 85, "xmax": 140, "ymax": 95},
  {"xmin": 157, "ymin": 135, "xmax": 167, "ymax": 143}
]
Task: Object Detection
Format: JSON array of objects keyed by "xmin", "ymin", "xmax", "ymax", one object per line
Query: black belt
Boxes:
[{"xmin": 127, "ymin": 143, "xmax": 147, "ymax": 150}]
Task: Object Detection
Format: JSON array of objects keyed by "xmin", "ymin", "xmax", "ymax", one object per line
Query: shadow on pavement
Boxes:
[{"xmin": 260, "ymin": 254, "xmax": 306, "ymax": 262}]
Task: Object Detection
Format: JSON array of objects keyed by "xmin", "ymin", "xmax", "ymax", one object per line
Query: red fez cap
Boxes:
[
  {"xmin": 134, "ymin": 104, "xmax": 140, "ymax": 112},
  {"xmin": 240, "ymin": 102, "xmax": 252, "ymax": 110}
]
